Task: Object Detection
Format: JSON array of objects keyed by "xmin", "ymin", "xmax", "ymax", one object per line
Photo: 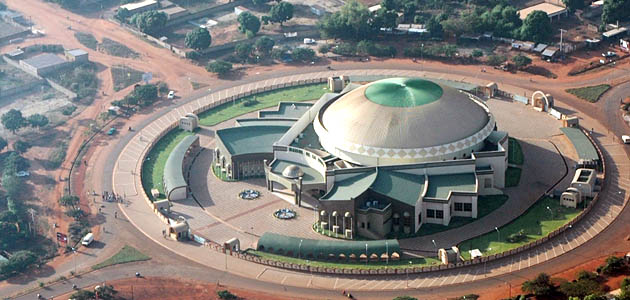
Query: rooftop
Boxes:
[
  {"xmin": 257, "ymin": 232, "xmax": 400, "ymax": 257},
  {"xmin": 518, "ymin": 3, "xmax": 567, "ymax": 20},
  {"xmin": 364, "ymin": 78, "xmax": 443, "ymax": 107},
  {"xmin": 235, "ymin": 118, "xmax": 296, "ymax": 127},
  {"xmin": 120, "ymin": 0, "xmax": 157, "ymax": 11},
  {"xmin": 164, "ymin": 135, "xmax": 198, "ymax": 193},
  {"xmin": 425, "ymin": 173, "xmax": 476, "ymax": 199},
  {"xmin": 259, "ymin": 102, "xmax": 313, "ymax": 120},
  {"xmin": 370, "ymin": 169, "xmax": 425, "ymax": 206},
  {"xmin": 22, "ymin": 53, "xmax": 66, "ymax": 69},
  {"xmin": 216, "ymin": 125, "xmax": 289, "ymax": 155},
  {"xmin": 270, "ymin": 160, "xmax": 324, "ymax": 185},
  {"xmin": 66, "ymin": 49, "xmax": 88, "ymax": 56},
  {"xmin": 560, "ymin": 127, "xmax": 599, "ymax": 162},
  {"xmin": 321, "ymin": 171, "xmax": 377, "ymax": 201}
]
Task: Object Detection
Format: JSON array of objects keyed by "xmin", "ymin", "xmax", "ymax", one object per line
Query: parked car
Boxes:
[
  {"xmin": 107, "ymin": 127, "xmax": 117, "ymax": 135},
  {"xmin": 602, "ymin": 51, "xmax": 617, "ymax": 58},
  {"xmin": 16, "ymin": 171, "xmax": 30, "ymax": 177},
  {"xmin": 167, "ymin": 91, "xmax": 175, "ymax": 99},
  {"xmin": 81, "ymin": 232, "xmax": 94, "ymax": 246},
  {"xmin": 622, "ymin": 135, "xmax": 630, "ymax": 144}
]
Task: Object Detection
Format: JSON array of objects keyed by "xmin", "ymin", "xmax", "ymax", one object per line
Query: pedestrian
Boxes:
[
  {"xmin": 114, "ymin": 212, "xmax": 117, "ymax": 219},
  {"xmin": 83, "ymin": 160, "xmax": 87, "ymax": 166},
  {"xmin": 98, "ymin": 207, "xmax": 101, "ymax": 213}
]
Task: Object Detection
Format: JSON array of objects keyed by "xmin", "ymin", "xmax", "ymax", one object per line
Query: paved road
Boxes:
[{"xmin": 4, "ymin": 62, "xmax": 630, "ymax": 300}]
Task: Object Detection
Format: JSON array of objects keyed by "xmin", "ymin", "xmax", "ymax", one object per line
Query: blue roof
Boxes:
[
  {"xmin": 425, "ymin": 173, "xmax": 477, "ymax": 199},
  {"xmin": 370, "ymin": 170, "xmax": 425, "ymax": 206},
  {"xmin": 216, "ymin": 125, "xmax": 290, "ymax": 155},
  {"xmin": 321, "ymin": 171, "xmax": 377, "ymax": 201},
  {"xmin": 259, "ymin": 102, "xmax": 313, "ymax": 120},
  {"xmin": 560, "ymin": 127, "xmax": 599, "ymax": 161}
]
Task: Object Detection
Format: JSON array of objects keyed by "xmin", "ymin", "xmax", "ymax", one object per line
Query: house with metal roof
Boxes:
[{"xmin": 19, "ymin": 53, "xmax": 68, "ymax": 76}]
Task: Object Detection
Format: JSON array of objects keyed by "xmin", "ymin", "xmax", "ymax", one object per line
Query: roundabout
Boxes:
[{"xmin": 110, "ymin": 68, "xmax": 630, "ymax": 298}]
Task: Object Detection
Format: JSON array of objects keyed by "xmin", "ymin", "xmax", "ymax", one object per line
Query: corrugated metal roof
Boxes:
[
  {"xmin": 216, "ymin": 125, "xmax": 289, "ymax": 155},
  {"xmin": 321, "ymin": 171, "xmax": 377, "ymax": 201},
  {"xmin": 163, "ymin": 134, "xmax": 197, "ymax": 195},
  {"xmin": 425, "ymin": 173, "xmax": 476, "ymax": 199},
  {"xmin": 370, "ymin": 169, "xmax": 424, "ymax": 206},
  {"xmin": 257, "ymin": 232, "xmax": 400, "ymax": 257},
  {"xmin": 560, "ymin": 127, "xmax": 599, "ymax": 161},
  {"xmin": 22, "ymin": 53, "xmax": 66, "ymax": 69}
]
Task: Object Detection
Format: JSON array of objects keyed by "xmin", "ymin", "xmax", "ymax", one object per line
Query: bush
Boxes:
[
  {"xmin": 487, "ymin": 54, "xmax": 507, "ymax": 66},
  {"xmin": 598, "ymin": 256, "xmax": 626, "ymax": 275},
  {"xmin": 185, "ymin": 51, "xmax": 201, "ymax": 61},
  {"xmin": 206, "ymin": 60, "xmax": 233, "ymax": 76},
  {"xmin": 13, "ymin": 140, "xmax": 31, "ymax": 154},
  {"xmin": 46, "ymin": 142, "xmax": 67, "ymax": 169},
  {"xmin": 522, "ymin": 273, "xmax": 555, "ymax": 297},
  {"xmin": 217, "ymin": 290, "xmax": 237, "ymax": 300},
  {"xmin": 332, "ymin": 43, "xmax": 357, "ymax": 56},
  {"xmin": 472, "ymin": 49, "xmax": 483, "ymax": 57},
  {"xmin": 318, "ymin": 44, "xmax": 330, "ymax": 54},
  {"xmin": 62, "ymin": 105, "xmax": 77, "ymax": 116},
  {"xmin": 506, "ymin": 229, "xmax": 527, "ymax": 243},
  {"xmin": 291, "ymin": 47, "xmax": 316, "ymax": 62}
]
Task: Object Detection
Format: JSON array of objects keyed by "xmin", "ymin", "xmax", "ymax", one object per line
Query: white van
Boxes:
[
  {"xmin": 81, "ymin": 233, "xmax": 94, "ymax": 246},
  {"xmin": 622, "ymin": 135, "xmax": 630, "ymax": 144}
]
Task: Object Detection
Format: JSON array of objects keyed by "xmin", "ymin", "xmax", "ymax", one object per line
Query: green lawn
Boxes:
[
  {"xmin": 245, "ymin": 249, "xmax": 440, "ymax": 270},
  {"xmin": 198, "ymin": 83, "xmax": 329, "ymax": 126},
  {"xmin": 111, "ymin": 65, "xmax": 144, "ymax": 91},
  {"xmin": 508, "ymin": 137, "xmax": 524, "ymax": 165},
  {"xmin": 566, "ymin": 84, "xmax": 611, "ymax": 103},
  {"xmin": 459, "ymin": 197, "xmax": 581, "ymax": 259},
  {"xmin": 382, "ymin": 195, "xmax": 509, "ymax": 239},
  {"xmin": 505, "ymin": 167, "xmax": 522, "ymax": 187},
  {"xmin": 141, "ymin": 129, "xmax": 193, "ymax": 201},
  {"xmin": 91, "ymin": 245, "xmax": 150, "ymax": 270}
]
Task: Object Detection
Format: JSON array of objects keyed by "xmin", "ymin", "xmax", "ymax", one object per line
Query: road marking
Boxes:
[{"xmin": 256, "ymin": 268, "xmax": 267, "ymax": 279}]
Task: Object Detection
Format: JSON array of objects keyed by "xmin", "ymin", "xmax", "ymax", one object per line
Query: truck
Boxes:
[{"xmin": 81, "ymin": 232, "xmax": 94, "ymax": 246}]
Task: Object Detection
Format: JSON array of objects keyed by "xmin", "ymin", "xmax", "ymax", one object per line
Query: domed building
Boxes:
[{"xmin": 216, "ymin": 77, "xmax": 509, "ymax": 239}]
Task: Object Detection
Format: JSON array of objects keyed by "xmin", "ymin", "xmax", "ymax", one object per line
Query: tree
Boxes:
[
  {"xmin": 1, "ymin": 109, "xmax": 26, "ymax": 134},
  {"xmin": 512, "ymin": 54, "xmax": 532, "ymax": 68},
  {"xmin": 371, "ymin": 8, "xmax": 398, "ymax": 30},
  {"xmin": 254, "ymin": 36, "xmax": 275, "ymax": 56},
  {"xmin": 598, "ymin": 256, "xmax": 626, "ymax": 275},
  {"xmin": 237, "ymin": 12, "xmax": 261, "ymax": 36},
  {"xmin": 601, "ymin": 0, "xmax": 630, "ymax": 23},
  {"xmin": 133, "ymin": 84, "xmax": 158, "ymax": 105},
  {"xmin": 185, "ymin": 28, "xmax": 212, "ymax": 51},
  {"xmin": 114, "ymin": 8, "xmax": 131, "ymax": 22},
  {"xmin": 234, "ymin": 43, "xmax": 253, "ymax": 61},
  {"xmin": 472, "ymin": 49, "xmax": 484, "ymax": 57},
  {"xmin": 13, "ymin": 140, "xmax": 31, "ymax": 154},
  {"xmin": 0, "ymin": 137, "xmax": 7, "ymax": 152},
  {"xmin": 59, "ymin": 195, "xmax": 80, "ymax": 207},
  {"xmin": 522, "ymin": 273, "xmax": 555, "ymax": 297},
  {"xmin": 563, "ymin": 0, "xmax": 585, "ymax": 12},
  {"xmin": 479, "ymin": 5, "xmax": 522, "ymax": 38},
  {"xmin": 131, "ymin": 10, "xmax": 167, "ymax": 35},
  {"xmin": 487, "ymin": 54, "xmax": 507, "ymax": 66},
  {"xmin": 251, "ymin": 0, "xmax": 270, "ymax": 5},
  {"xmin": 426, "ymin": 16, "xmax": 443, "ymax": 38},
  {"xmin": 0, "ymin": 250, "xmax": 37, "ymax": 276},
  {"xmin": 519, "ymin": 10, "xmax": 552, "ymax": 43},
  {"xmin": 27, "ymin": 114, "xmax": 49, "ymax": 129},
  {"xmin": 291, "ymin": 47, "xmax": 316, "ymax": 62},
  {"xmin": 71, "ymin": 284, "xmax": 119, "ymax": 300},
  {"xmin": 267, "ymin": 2, "xmax": 294, "ymax": 26},
  {"xmin": 0, "ymin": 2, "xmax": 6, "ymax": 11},
  {"xmin": 319, "ymin": 0, "xmax": 374, "ymax": 40},
  {"xmin": 206, "ymin": 60, "xmax": 233, "ymax": 76},
  {"xmin": 157, "ymin": 82, "xmax": 169, "ymax": 95},
  {"xmin": 559, "ymin": 278, "xmax": 603, "ymax": 298}
]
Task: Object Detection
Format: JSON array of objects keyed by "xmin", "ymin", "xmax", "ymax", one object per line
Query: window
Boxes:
[
  {"xmin": 484, "ymin": 178, "xmax": 492, "ymax": 188},
  {"xmin": 418, "ymin": 213, "xmax": 422, "ymax": 223},
  {"xmin": 436, "ymin": 210, "xmax": 444, "ymax": 219},
  {"xmin": 464, "ymin": 203, "xmax": 472, "ymax": 212},
  {"xmin": 367, "ymin": 222, "xmax": 371, "ymax": 229},
  {"xmin": 361, "ymin": 222, "xmax": 365, "ymax": 228},
  {"xmin": 427, "ymin": 209, "xmax": 435, "ymax": 218},
  {"xmin": 454, "ymin": 203, "xmax": 463, "ymax": 211}
]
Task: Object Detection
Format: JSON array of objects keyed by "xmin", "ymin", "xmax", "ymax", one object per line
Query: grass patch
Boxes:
[
  {"xmin": 100, "ymin": 38, "xmax": 139, "ymax": 59},
  {"xmin": 505, "ymin": 167, "xmax": 522, "ymax": 188},
  {"xmin": 211, "ymin": 164, "xmax": 236, "ymax": 182},
  {"xmin": 566, "ymin": 84, "xmax": 611, "ymax": 103},
  {"xmin": 198, "ymin": 84, "xmax": 329, "ymax": 126},
  {"xmin": 191, "ymin": 81, "xmax": 209, "ymax": 90},
  {"xmin": 91, "ymin": 245, "xmax": 150, "ymax": 270},
  {"xmin": 74, "ymin": 32, "xmax": 98, "ymax": 50},
  {"xmin": 141, "ymin": 129, "xmax": 193, "ymax": 201},
  {"xmin": 386, "ymin": 195, "xmax": 509, "ymax": 239},
  {"xmin": 46, "ymin": 142, "xmax": 68, "ymax": 169},
  {"xmin": 245, "ymin": 249, "xmax": 440, "ymax": 270},
  {"xmin": 459, "ymin": 196, "xmax": 581, "ymax": 259},
  {"xmin": 508, "ymin": 137, "xmax": 523, "ymax": 165},
  {"xmin": 111, "ymin": 65, "xmax": 144, "ymax": 91}
]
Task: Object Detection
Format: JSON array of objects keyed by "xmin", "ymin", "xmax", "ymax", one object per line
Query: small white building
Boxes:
[
  {"xmin": 119, "ymin": 0, "xmax": 159, "ymax": 14},
  {"xmin": 179, "ymin": 113, "xmax": 199, "ymax": 132},
  {"xmin": 570, "ymin": 168, "xmax": 596, "ymax": 198},
  {"xmin": 438, "ymin": 246, "xmax": 462, "ymax": 264}
]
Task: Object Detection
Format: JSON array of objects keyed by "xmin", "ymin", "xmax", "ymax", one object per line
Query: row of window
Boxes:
[
  {"xmin": 426, "ymin": 209, "xmax": 444, "ymax": 219},
  {"xmin": 454, "ymin": 202, "xmax": 473, "ymax": 212}
]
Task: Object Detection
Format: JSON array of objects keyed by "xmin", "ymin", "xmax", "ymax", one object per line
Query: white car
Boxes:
[
  {"xmin": 622, "ymin": 135, "xmax": 630, "ymax": 144},
  {"xmin": 167, "ymin": 91, "xmax": 175, "ymax": 99},
  {"xmin": 16, "ymin": 171, "xmax": 30, "ymax": 177}
]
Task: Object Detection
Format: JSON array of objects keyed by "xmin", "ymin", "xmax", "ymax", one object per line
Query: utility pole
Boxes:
[{"xmin": 559, "ymin": 29, "xmax": 567, "ymax": 56}]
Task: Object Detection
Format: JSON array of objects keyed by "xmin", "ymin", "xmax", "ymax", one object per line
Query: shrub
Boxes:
[
  {"xmin": 185, "ymin": 51, "xmax": 201, "ymax": 61},
  {"xmin": 472, "ymin": 49, "xmax": 483, "ymax": 57},
  {"xmin": 598, "ymin": 256, "xmax": 626, "ymax": 275},
  {"xmin": 506, "ymin": 229, "xmax": 527, "ymax": 243},
  {"xmin": 522, "ymin": 273, "xmax": 555, "ymax": 297},
  {"xmin": 487, "ymin": 54, "xmax": 507, "ymax": 66},
  {"xmin": 332, "ymin": 43, "xmax": 357, "ymax": 56},
  {"xmin": 318, "ymin": 44, "xmax": 330, "ymax": 54},
  {"xmin": 217, "ymin": 290, "xmax": 237, "ymax": 300},
  {"xmin": 46, "ymin": 142, "xmax": 67, "ymax": 169}
]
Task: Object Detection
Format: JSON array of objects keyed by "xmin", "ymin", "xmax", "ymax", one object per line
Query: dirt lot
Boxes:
[{"xmin": 56, "ymin": 277, "xmax": 308, "ymax": 300}]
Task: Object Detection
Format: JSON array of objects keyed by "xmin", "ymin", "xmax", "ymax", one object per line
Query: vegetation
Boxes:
[
  {"xmin": 74, "ymin": 32, "xmax": 98, "ymax": 50},
  {"xmin": 142, "ymin": 129, "xmax": 193, "ymax": 199},
  {"xmin": 602, "ymin": 0, "xmax": 630, "ymax": 24},
  {"xmin": 319, "ymin": 0, "xmax": 373, "ymax": 40},
  {"xmin": 115, "ymin": 7, "xmax": 132, "ymax": 23},
  {"xmin": 559, "ymin": 271, "xmax": 603, "ymax": 298},
  {"xmin": 217, "ymin": 290, "xmax": 237, "ymax": 300},
  {"xmin": 70, "ymin": 285, "xmax": 121, "ymax": 300},
  {"xmin": 48, "ymin": 62, "xmax": 99, "ymax": 100},
  {"xmin": 185, "ymin": 27, "xmax": 212, "ymax": 51},
  {"xmin": 0, "ymin": 250, "xmax": 38, "ymax": 279},
  {"xmin": 62, "ymin": 105, "xmax": 77, "ymax": 116},
  {"xmin": 597, "ymin": 255, "xmax": 626, "ymax": 275},
  {"xmin": 566, "ymin": 85, "xmax": 611, "ymax": 103},
  {"xmin": 505, "ymin": 167, "xmax": 522, "ymax": 187},
  {"xmin": 237, "ymin": 11, "xmax": 261, "ymax": 37},
  {"xmin": 0, "ymin": 137, "xmax": 6, "ymax": 152},
  {"xmin": 247, "ymin": 249, "xmax": 440, "ymax": 269},
  {"xmin": 206, "ymin": 60, "xmax": 233, "ymax": 76},
  {"xmin": 459, "ymin": 197, "xmax": 581, "ymax": 257},
  {"xmin": 13, "ymin": 140, "xmax": 31, "ymax": 154},
  {"xmin": 291, "ymin": 47, "xmax": 316, "ymax": 62},
  {"xmin": 522, "ymin": 273, "xmax": 555, "ymax": 297},
  {"xmin": 100, "ymin": 38, "xmax": 140, "ymax": 59},
  {"xmin": 131, "ymin": 10, "xmax": 167, "ymax": 35},
  {"xmin": 91, "ymin": 245, "xmax": 151, "ymax": 270},
  {"xmin": 356, "ymin": 40, "xmax": 397, "ymax": 57},
  {"xmin": 393, "ymin": 297, "xmax": 417, "ymax": 300},
  {"xmin": 197, "ymin": 83, "xmax": 328, "ymax": 126},
  {"xmin": 27, "ymin": 114, "xmax": 49, "ymax": 129},
  {"xmin": 264, "ymin": 1, "xmax": 294, "ymax": 26},
  {"xmin": 519, "ymin": 10, "xmax": 552, "ymax": 43},
  {"xmin": 111, "ymin": 65, "xmax": 144, "ymax": 91},
  {"xmin": 1, "ymin": 109, "xmax": 26, "ymax": 134},
  {"xmin": 487, "ymin": 54, "xmax": 507, "ymax": 66},
  {"xmin": 46, "ymin": 142, "xmax": 67, "ymax": 169},
  {"xmin": 254, "ymin": 36, "xmax": 275, "ymax": 57},
  {"xmin": 512, "ymin": 54, "xmax": 532, "ymax": 69}
]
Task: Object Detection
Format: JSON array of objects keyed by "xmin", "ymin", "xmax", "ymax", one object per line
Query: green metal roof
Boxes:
[
  {"xmin": 364, "ymin": 78, "xmax": 443, "ymax": 107},
  {"xmin": 259, "ymin": 102, "xmax": 313, "ymax": 120},
  {"xmin": 321, "ymin": 171, "xmax": 377, "ymax": 201},
  {"xmin": 560, "ymin": 127, "xmax": 599, "ymax": 161},
  {"xmin": 236, "ymin": 118, "xmax": 296, "ymax": 127},
  {"xmin": 216, "ymin": 125, "xmax": 289, "ymax": 155},
  {"xmin": 164, "ymin": 135, "xmax": 198, "ymax": 193},
  {"xmin": 257, "ymin": 232, "xmax": 400, "ymax": 257},
  {"xmin": 425, "ymin": 173, "xmax": 477, "ymax": 199},
  {"xmin": 270, "ymin": 160, "xmax": 325, "ymax": 185},
  {"xmin": 370, "ymin": 170, "xmax": 425, "ymax": 206}
]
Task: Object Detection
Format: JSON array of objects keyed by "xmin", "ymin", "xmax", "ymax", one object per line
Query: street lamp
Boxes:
[
  {"xmin": 72, "ymin": 247, "xmax": 77, "ymax": 275},
  {"xmin": 406, "ymin": 261, "xmax": 412, "ymax": 288},
  {"xmin": 431, "ymin": 239, "xmax": 437, "ymax": 250},
  {"xmin": 365, "ymin": 243, "xmax": 368, "ymax": 266},
  {"xmin": 299, "ymin": 239, "xmax": 303, "ymax": 259},
  {"xmin": 495, "ymin": 227, "xmax": 500, "ymax": 242},
  {"xmin": 546, "ymin": 206, "xmax": 553, "ymax": 219}
]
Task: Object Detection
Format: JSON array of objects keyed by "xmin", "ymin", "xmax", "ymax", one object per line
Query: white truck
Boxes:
[{"xmin": 81, "ymin": 232, "xmax": 94, "ymax": 246}]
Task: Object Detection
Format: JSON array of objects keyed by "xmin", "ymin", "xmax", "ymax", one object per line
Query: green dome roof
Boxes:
[{"xmin": 364, "ymin": 78, "xmax": 443, "ymax": 107}]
